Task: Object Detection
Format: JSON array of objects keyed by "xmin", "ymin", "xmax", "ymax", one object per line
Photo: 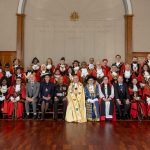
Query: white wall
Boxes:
[
  {"xmin": 0, "ymin": 0, "xmax": 19, "ymax": 51},
  {"xmin": 24, "ymin": 0, "xmax": 125, "ymax": 67},
  {"xmin": 0, "ymin": 0, "xmax": 150, "ymax": 66},
  {"xmin": 132, "ymin": 0, "xmax": 150, "ymax": 52}
]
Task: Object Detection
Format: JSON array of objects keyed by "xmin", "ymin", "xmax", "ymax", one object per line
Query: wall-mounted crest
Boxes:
[{"xmin": 70, "ymin": 11, "xmax": 79, "ymax": 21}]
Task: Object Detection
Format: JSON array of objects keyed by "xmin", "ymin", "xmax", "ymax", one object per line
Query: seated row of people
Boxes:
[{"xmin": 0, "ymin": 73, "xmax": 150, "ymax": 121}]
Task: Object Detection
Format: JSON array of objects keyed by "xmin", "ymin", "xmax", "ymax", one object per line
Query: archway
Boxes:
[
  {"xmin": 17, "ymin": 0, "xmax": 133, "ymax": 66},
  {"xmin": 17, "ymin": 0, "xmax": 133, "ymax": 15}
]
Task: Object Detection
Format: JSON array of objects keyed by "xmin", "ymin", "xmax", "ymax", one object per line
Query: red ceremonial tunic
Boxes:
[
  {"xmin": 88, "ymin": 68, "xmax": 97, "ymax": 77},
  {"xmin": 76, "ymin": 68, "xmax": 89, "ymax": 83},
  {"xmin": 7, "ymin": 84, "xmax": 26, "ymax": 119},
  {"xmin": 0, "ymin": 72, "xmax": 3, "ymax": 79},
  {"xmin": 101, "ymin": 65, "xmax": 110, "ymax": 75},
  {"xmin": 143, "ymin": 84, "xmax": 150, "ymax": 115},
  {"xmin": 0, "ymin": 86, "xmax": 9, "ymax": 114},
  {"xmin": 129, "ymin": 85, "xmax": 147, "ymax": 118},
  {"xmin": 11, "ymin": 73, "xmax": 26, "ymax": 85},
  {"xmin": 56, "ymin": 64, "xmax": 68, "ymax": 75}
]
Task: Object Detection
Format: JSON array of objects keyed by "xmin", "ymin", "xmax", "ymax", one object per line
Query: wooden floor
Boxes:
[{"xmin": 0, "ymin": 120, "xmax": 150, "ymax": 150}]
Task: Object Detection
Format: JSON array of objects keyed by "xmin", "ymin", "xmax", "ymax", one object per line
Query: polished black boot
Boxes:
[
  {"xmin": 33, "ymin": 115, "xmax": 37, "ymax": 120},
  {"xmin": 25, "ymin": 115, "xmax": 29, "ymax": 119}
]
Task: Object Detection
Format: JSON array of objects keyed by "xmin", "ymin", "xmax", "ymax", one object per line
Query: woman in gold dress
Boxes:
[{"xmin": 65, "ymin": 75, "xmax": 87, "ymax": 123}]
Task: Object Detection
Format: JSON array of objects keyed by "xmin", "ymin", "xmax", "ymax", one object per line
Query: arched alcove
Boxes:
[{"xmin": 17, "ymin": 0, "xmax": 133, "ymax": 66}]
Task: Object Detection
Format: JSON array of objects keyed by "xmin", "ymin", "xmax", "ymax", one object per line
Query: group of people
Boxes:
[{"xmin": 0, "ymin": 54, "xmax": 150, "ymax": 122}]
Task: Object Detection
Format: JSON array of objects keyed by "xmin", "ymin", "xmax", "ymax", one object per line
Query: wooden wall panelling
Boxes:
[
  {"xmin": 16, "ymin": 14, "xmax": 25, "ymax": 62},
  {"xmin": 125, "ymin": 15, "xmax": 133, "ymax": 63},
  {"xmin": 0, "ymin": 51, "xmax": 16, "ymax": 66},
  {"xmin": 132, "ymin": 52, "xmax": 150, "ymax": 64}
]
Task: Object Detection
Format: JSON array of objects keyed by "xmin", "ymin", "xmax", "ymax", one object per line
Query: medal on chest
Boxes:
[{"xmin": 45, "ymin": 88, "xmax": 48, "ymax": 92}]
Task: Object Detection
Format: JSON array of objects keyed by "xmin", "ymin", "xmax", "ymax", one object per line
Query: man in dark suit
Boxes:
[
  {"xmin": 25, "ymin": 74, "xmax": 40, "ymax": 119},
  {"xmin": 114, "ymin": 76, "xmax": 130, "ymax": 119},
  {"xmin": 131, "ymin": 57, "xmax": 140, "ymax": 72}
]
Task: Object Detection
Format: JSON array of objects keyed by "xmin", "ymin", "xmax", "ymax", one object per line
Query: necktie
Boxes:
[{"xmin": 119, "ymin": 84, "xmax": 123, "ymax": 91}]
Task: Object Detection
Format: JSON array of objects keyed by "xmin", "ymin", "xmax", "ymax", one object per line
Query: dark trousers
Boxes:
[
  {"xmin": 116, "ymin": 99, "xmax": 130, "ymax": 117},
  {"xmin": 54, "ymin": 98, "xmax": 67, "ymax": 119}
]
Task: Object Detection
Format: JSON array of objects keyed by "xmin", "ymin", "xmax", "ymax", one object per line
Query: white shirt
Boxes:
[
  {"xmin": 133, "ymin": 63, "xmax": 138, "ymax": 70},
  {"xmin": 46, "ymin": 64, "xmax": 52, "ymax": 70},
  {"xmin": 32, "ymin": 64, "xmax": 39, "ymax": 70},
  {"xmin": 89, "ymin": 64, "xmax": 94, "ymax": 70},
  {"xmin": 15, "ymin": 85, "xmax": 21, "ymax": 92},
  {"xmin": 99, "ymin": 84, "xmax": 114, "ymax": 99},
  {"xmin": 81, "ymin": 68, "xmax": 88, "ymax": 77},
  {"xmin": 97, "ymin": 68, "xmax": 104, "ymax": 78},
  {"xmin": 5, "ymin": 71, "xmax": 12, "ymax": 77},
  {"xmin": 26, "ymin": 72, "xmax": 32, "ymax": 79},
  {"xmin": 124, "ymin": 70, "xmax": 131, "ymax": 79},
  {"xmin": 74, "ymin": 66, "xmax": 80, "ymax": 72},
  {"xmin": 148, "ymin": 60, "xmax": 150, "ymax": 67},
  {"xmin": 116, "ymin": 62, "xmax": 120, "ymax": 66},
  {"xmin": 133, "ymin": 85, "xmax": 138, "ymax": 92},
  {"xmin": 60, "ymin": 64, "xmax": 66, "ymax": 72}
]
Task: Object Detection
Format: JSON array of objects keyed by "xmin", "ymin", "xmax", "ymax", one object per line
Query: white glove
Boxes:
[
  {"xmin": 87, "ymin": 99, "xmax": 92, "ymax": 103},
  {"xmin": 89, "ymin": 99, "xmax": 95, "ymax": 103},
  {"xmin": 93, "ymin": 98, "xmax": 98, "ymax": 102},
  {"xmin": 10, "ymin": 96, "xmax": 15, "ymax": 102},
  {"xmin": 146, "ymin": 97, "xmax": 150, "ymax": 105},
  {"xmin": 140, "ymin": 83, "xmax": 145, "ymax": 88},
  {"xmin": 15, "ymin": 96, "xmax": 20, "ymax": 102},
  {"xmin": 0, "ymin": 96, "xmax": 5, "ymax": 101}
]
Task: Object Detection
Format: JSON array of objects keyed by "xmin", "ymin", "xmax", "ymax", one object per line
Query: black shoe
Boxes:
[
  {"xmin": 25, "ymin": 115, "xmax": 29, "ymax": 119},
  {"xmin": 126, "ymin": 114, "xmax": 130, "ymax": 120},
  {"xmin": 123, "ymin": 114, "xmax": 129, "ymax": 120},
  {"xmin": 41, "ymin": 113, "xmax": 45, "ymax": 120},
  {"xmin": 117, "ymin": 115, "xmax": 122, "ymax": 120},
  {"xmin": 54, "ymin": 117, "xmax": 57, "ymax": 120},
  {"xmin": 33, "ymin": 115, "xmax": 37, "ymax": 120}
]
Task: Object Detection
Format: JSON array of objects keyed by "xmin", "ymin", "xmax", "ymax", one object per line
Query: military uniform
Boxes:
[{"xmin": 54, "ymin": 84, "xmax": 68, "ymax": 119}]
